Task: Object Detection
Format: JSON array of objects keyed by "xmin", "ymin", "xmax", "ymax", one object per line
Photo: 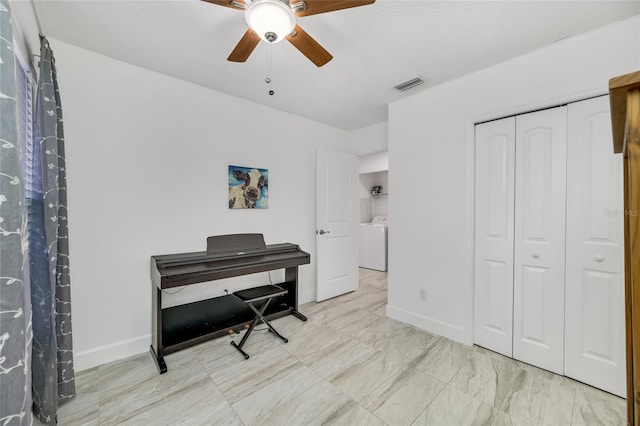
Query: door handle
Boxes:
[
  {"xmin": 317, "ymin": 229, "xmax": 330, "ymax": 235},
  {"xmin": 594, "ymin": 255, "xmax": 604, "ymax": 262},
  {"xmin": 532, "ymin": 253, "xmax": 540, "ymax": 259}
]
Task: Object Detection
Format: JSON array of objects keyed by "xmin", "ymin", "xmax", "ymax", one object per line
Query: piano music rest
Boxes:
[{"xmin": 231, "ymin": 285, "xmax": 289, "ymax": 359}]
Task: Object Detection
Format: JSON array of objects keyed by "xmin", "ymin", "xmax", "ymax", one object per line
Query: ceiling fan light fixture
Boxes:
[{"xmin": 245, "ymin": 0, "xmax": 296, "ymax": 43}]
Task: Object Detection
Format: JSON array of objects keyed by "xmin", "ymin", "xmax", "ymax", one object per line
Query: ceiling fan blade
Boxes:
[
  {"xmin": 227, "ymin": 29, "xmax": 261, "ymax": 62},
  {"xmin": 295, "ymin": 0, "xmax": 375, "ymax": 17},
  {"xmin": 201, "ymin": 0, "xmax": 246, "ymax": 10},
  {"xmin": 286, "ymin": 25, "xmax": 333, "ymax": 67}
]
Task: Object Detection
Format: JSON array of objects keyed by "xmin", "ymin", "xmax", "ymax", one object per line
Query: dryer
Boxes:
[{"xmin": 359, "ymin": 216, "xmax": 388, "ymax": 271}]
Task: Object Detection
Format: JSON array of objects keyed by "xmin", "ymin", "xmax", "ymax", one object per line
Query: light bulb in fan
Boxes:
[{"xmin": 245, "ymin": 0, "xmax": 296, "ymax": 43}]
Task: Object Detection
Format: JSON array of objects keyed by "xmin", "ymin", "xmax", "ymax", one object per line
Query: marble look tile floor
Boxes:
[{"xmin": 48, "ymin": 269, "xmax": 626, "ymax": 425}]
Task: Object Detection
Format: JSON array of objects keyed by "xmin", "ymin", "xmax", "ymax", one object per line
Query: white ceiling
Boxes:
[{"xmin": 33, "ymin": 0, "xmax": 640, "ymax": 131}]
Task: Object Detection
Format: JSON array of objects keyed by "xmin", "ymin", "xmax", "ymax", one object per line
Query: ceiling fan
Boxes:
[{"xmin": 202, "ymin": 0, "xmax": 375, "ymax": 67}]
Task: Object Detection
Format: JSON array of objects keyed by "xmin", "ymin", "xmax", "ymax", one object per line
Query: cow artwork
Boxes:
[{"xmin": 228, "ymin": 166, "xmax": 269, "ymax": 209}]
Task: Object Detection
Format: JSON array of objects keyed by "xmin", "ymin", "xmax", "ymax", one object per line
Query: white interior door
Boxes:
[
  {"xmin": 565, "ymin": 96, "xmax": 626, "ymax": 397},
  {"xmin": 316, "ymin": 149, "xmax": 358, "ymax": 301},
  {"xmin": 513, "ymin": 106, "xmax": 567, "ymax": 375},
  {"xmin": 473, "ymin": 117, "xmax": 516, "ymax": 357}
]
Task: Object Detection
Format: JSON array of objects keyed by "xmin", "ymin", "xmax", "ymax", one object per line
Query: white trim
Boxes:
[
  {"xmin": 73, "ymin": 334, "xmax": 150, "ymax": 372},
  {"xmin": 299, "ymin": 289, "xmax": 315, "ymax": 305},
  {"xmin": 463, "ymin": 122, "xmax": 475, "ymax": 346},
  {"xmin": 386, "ymin": 303, "xmax": 468, "ymax": 344},
  {"xmin": 472, "ymin": 87, "xmax": 608, "ymax": 126}
]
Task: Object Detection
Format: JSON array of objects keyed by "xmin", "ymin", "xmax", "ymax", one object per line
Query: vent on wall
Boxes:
[{"xmin": 394, "ymin": 77, "xmax": 425, "ymax": 92}]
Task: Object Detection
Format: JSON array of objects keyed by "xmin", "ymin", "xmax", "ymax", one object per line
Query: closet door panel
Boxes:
[
  {"xmin": 513, "ymin": 106, "xmax": 567, "ymax": 375},
  {"xmin": 565, "ymin": 95, "xmax": 625, "ymax": 397},
  {"xmin": 474, "ymin": 117, "xmax": 516, "ymax": 357}
]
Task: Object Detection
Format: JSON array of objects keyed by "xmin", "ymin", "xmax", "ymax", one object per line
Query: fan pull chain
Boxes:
[{"xmin": 265, "ymin": 43, "xmax": 274, "ymax": 96}]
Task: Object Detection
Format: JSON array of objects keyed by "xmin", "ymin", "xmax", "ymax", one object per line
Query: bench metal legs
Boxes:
[{"xmin": 231, "ymin": 297, "xmax": 288, "ymax": 359}]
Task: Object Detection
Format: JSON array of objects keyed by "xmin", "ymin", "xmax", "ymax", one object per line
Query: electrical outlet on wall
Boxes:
[{"xmin": 419, "ymin": 288, "xmax": 427, "ymax": 301}]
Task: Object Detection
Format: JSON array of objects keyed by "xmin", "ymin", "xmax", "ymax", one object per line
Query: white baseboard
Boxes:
[
  {"xmin": 299, "ymin": 289, "xmax": 316, "ymax": 305},
  {"xmin": 73, "ymin": 334, "xmax": 150, "ymax": 372},
  {"xmin": 386, "ymin": 304, "xmax": 469, "ymax": 345}
]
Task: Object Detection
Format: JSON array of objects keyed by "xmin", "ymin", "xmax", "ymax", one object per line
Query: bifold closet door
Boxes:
[
  {"xmin": 473, "ymin": 117, "xmax": 515, "ymax": 357},
  {"xmin": 513, "ymin": 106, "xmax": 567, "ymax": 375},
  {"xmin": 565, "ymin": 95, "xmax": 625, "ymax": 397}
]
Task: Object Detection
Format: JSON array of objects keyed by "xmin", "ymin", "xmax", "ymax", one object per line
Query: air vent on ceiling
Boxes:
[{"xmin": 394, "ymin": 77, "xmax": 425, "ymax": 92}]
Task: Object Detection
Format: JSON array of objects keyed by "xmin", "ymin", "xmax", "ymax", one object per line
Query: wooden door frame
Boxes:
[{"xmin": 609, "ymin": 70, "xmax": 640, "ymax": 426}]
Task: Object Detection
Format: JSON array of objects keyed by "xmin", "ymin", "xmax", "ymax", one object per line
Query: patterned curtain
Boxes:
[
  {"xmin": 0, "ymin": 0, "xmax": 32, "ymax": 424},
  {"xmin": 30, "ymin": 36, "xmax": 75, "ymax": 424}
]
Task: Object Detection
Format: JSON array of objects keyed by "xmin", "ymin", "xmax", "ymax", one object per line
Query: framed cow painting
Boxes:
[{"xmin": 228, "ymin": 165, "xmax": 269, "ymax": 209}]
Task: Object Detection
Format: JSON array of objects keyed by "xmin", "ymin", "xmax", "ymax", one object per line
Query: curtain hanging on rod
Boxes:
[{"xmin": 30, "ymin": 35, "xmax": 76, "ymax": 424}]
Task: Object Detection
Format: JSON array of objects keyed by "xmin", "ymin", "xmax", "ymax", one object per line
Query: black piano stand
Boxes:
[
  {"xmin": 150, "ymin": 346, "xmax": 167, "ymax": 374},
  {"xmin": 292, "ymin": 310, "xmax": 308, "ymax": 321},
  {"xmin": 231, "ymin": 285, "xmax": 290, "ymax": 359}
]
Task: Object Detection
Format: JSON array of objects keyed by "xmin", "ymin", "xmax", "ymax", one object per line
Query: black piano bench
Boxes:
[{"xmin": 231, "ymin": 284, "xmax": 289, "ymax": 359}]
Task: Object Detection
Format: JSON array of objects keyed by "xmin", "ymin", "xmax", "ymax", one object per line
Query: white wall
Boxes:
[
  {"xmin": 47, "ymin": 39, "xmax": 348, "ymax": 370},
  {"xmin": 359, "ymin": 171, "xmax": 389, "ymax": 223},
  {"xmin": 388, "ymin": 16, "xmax": 640, "ymax": 345},
  {"xmin": 359, "ymin": 150, "xmax": 389, "ymax": 224},
  {"xmin": 347, "ymin": 121, "xmax": 388, "ymax": 155},
  {"xmin": 359, "ymin": 151, "xmax": 388, "ymax": 174},
  {"xmin": 370, "ymin": 172, "xmax": 389, "ymax": 218}
]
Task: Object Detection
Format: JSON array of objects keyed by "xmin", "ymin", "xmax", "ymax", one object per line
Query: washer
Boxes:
[{"xmin": 359, "ymin": 216, "xmax": 388, "ymax": 271}]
